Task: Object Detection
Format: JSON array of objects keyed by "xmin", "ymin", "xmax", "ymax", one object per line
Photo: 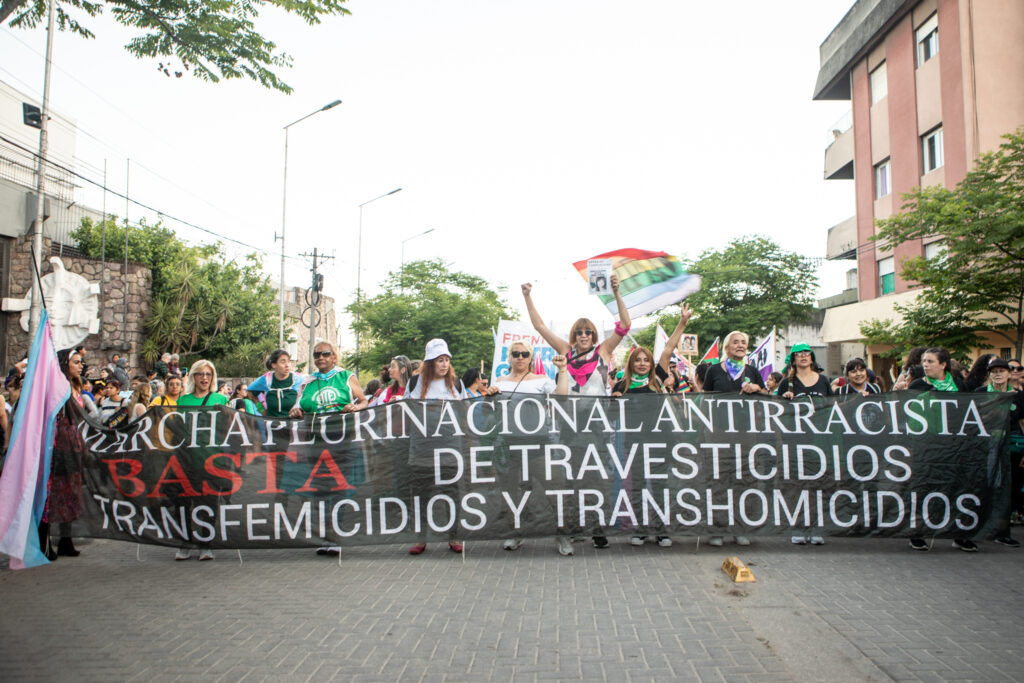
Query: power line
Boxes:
[{"xmin": 0, "ymin": 132, "xmax": 307, "ymax": 262}]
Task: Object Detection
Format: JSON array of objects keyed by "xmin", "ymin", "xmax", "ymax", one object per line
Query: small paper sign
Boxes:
[{"xmin": 587, "ymin": 259, "xmax": 613, "ymax": 295}]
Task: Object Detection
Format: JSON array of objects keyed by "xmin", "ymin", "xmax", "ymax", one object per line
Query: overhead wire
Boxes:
[{"xmin": 0, "ymin": 131, "xmax": 307, "ymax": 262}]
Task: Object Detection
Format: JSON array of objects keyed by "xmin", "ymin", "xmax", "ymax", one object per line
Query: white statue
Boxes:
[{"xmin": 2, "ymin": 256, "xmax": 101, "ymax": 350}]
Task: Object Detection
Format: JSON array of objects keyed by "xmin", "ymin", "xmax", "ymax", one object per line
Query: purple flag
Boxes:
[
  {"xmin": 0, "ymin": 311, "xmax": 71, "ymax": 569},
  {"xmin": 747, "ymin": 329, "xmax": 776, "ymax": 385}
]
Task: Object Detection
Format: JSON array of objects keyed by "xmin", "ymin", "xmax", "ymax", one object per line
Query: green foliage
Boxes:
[
  {"xmin": 347, "ymin": 259, "xmax": 515, "ymax": 376},
  {"xmin": 4, "ymin": 0, "xmax": 351, "ymax": 93},
  {"xmin": 72, "ymin": 217, "xmax": 279, "ymax": 374},
  {"xmin": 869, "ymin": 127, "xmax": 1024, "ymax": 357},
  {"xmin": 858, "ymin": 303, "xmax": 985, "ymax": 363},
  {"xmin": 634, "ymin": 237, "xmax": 818, "ymax": 350}
]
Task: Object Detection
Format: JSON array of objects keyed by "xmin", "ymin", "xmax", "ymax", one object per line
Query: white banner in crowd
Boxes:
[{"xmin": 491, "ymin": 320, "xmax": 559, "ymax": 381}]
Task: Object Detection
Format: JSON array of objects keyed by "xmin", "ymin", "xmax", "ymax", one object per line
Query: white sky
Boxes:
[{"xmin": 0, "ymin": 0, "xmax": 857, "ymax": 349}]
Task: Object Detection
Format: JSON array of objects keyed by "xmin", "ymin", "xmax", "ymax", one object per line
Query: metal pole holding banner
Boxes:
[{"xmin": 27, "ymin": 0, "xmax": 57, "ymax": 340}]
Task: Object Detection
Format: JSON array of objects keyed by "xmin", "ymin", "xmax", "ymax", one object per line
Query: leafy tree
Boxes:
[
  {"xmin": 865, "ymin": 127, "xmax": 1024, "ymax": 358},
  {"xmin": 633, "ymin": 237, "xmax": 818, "ymax": 351},
  {"xmin": 347, "ymin": 259, "xmax": 515, "ymax": 376},
  {"xmin": 858, "ymin": 304, "xmax": 986, "ymax": 363},
  {"xmin": 72, "ymin": 217, "xmax": 280, "ymax": 374},
  {"xmin": 3, "ymin": 0, "xmax": 351, "ymax": 93}
]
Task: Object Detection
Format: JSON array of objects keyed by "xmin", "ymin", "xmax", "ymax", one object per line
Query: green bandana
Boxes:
[
  {"xmin": 628, "ymin": 373, "xmax": 650, "ymax": 391},
  {"xmin": 926, "ymin": 371, "xmax": 958, "ymax": 392}
]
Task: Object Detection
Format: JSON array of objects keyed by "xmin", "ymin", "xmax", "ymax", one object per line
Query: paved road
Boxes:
[{"xmin": 1, "ymin": 534, "xmax": 1023, "ymax": 682}]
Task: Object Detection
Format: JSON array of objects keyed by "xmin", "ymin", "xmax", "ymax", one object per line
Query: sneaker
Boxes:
[
  {"xmin": 198, "ymin": 549, "xmax": 215, "ymax": 561},
  {"xmin": 909, "ymin": 538, "xmax": 929, "ymax": 551},
  {"xmin": 316, "ymin": 545, "xmax": 341, "ymax": 556},
  {"xmin": 952, "ymin": 538, "xmax": 978, "ymax": 553},
  {"xmin": 708, "ymin": 536, "xmax": 724, "ymax": 547},
  {"xmin": 994, "ymin": 536, "xmax": 1021, "ymax": 548},
  {"xmin": 630, "ymin": 536, "xmax": 646, "ymax": 546},
  {"xmin": 174, "ymin": 549, "xmax": 192, "ymax": 561},
  {"xmin": 735, "ymin": 536, "xmax": 751, "ymax": 546},
  {"xmin": 791, "ymin": 536, "xmax": 807, "ymax": 545},
  {"xmin": 502, "ymin": 539, "xmax": 522, "ymax": 551},
  {"xmin": 809, "ymin": 536, "xmax": 825, "ymax": 545},
  {"xmin": 656, "ymin": 536, "xmax": 672, "ymax": 547},
  {"xmin": 448, "ymin": 541, "xmax": 464, "ymax": 554},
  {"xmin": 408, "ymin": 543, "xmax": 427, "ymax": 555},
  {"xmin": 557, "ymin": 537, "xmax": 574, "ymax": 556},
  {"xmin": 592, "ymin": 536, "xmax": 609, "ymax": 549}
]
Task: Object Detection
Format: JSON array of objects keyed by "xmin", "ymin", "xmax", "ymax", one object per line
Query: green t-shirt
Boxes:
[
  {"xmin": 266, "ymin": 373, "xmax": 299, "ymax": 418},
  {"xmin": 299, "ymin": 369, "xmax": 353, "ymax": 413},
  {"xmin": 176, "ymin": 392, "xmax": 230, "ymax": 408}
]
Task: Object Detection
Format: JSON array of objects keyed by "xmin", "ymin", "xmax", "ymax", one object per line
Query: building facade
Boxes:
[
  {"xmin": 814, "ymin": 0, "xmax": 1024, "ymax": 377},
  {"xmin": 274, "ymin": 285, "xmax": 339, "ymax": 371}
]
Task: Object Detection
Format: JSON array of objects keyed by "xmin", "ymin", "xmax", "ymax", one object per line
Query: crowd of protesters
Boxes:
[{"xmin": 3, "ymin": 274, "xmax": 1022, "ymax": 563}]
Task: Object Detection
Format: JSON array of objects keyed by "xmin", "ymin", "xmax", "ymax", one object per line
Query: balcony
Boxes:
[
  {"xmin": 823, "ymin": 111, "xmax": 853, "ymax": 180},
  {"xmin": 826, "ymin": 215, "xmax": 857, "ymax": 260}
]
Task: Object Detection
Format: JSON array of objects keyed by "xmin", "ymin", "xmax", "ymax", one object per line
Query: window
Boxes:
[
  {"xmin": 924, "ymin": 241, "xmax": 945, "ymax": 262},
  {"xmin": 916, "ymin": 14, "xmax": 938, "ymax": 66},
  {"xmin": 874, "ymin": 159, "xmax": 891, "ymax": 198},
  {"xmin": 923, "ymin": 127, "xmax": 944, "ymax": 172},
  {"xmin": 870, "ymin": 62, "xmax": 887, "ymax": 104},
  {"xmin": 879, "ymin": 257, "xmax": 895, "ymax": 295}
]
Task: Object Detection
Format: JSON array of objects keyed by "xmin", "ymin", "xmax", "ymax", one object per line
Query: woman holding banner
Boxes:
[
  {"xmin": 287, "ymin": 342, "xmax": 366, "ymax": 557},
  {"xmin": 700, "ymin": 331, "xmax": 763, "ymax": 548},
  {"xmin": 404, "ymin": 339, "xmax": 492, "ymax": 555},
  {"xmin": 522, "ymin": 277, "xmax": 630, "ymax": 549},
  {"xmin": 907, "ymin": 347, "xmax": 977, "ymax": 552},
  {"xmin": 777, "ymin": 344, "xmax": 831, "ymax": 546},
  {"xmin": 490, "ymin": 342, "xmax": 573, "ymax": 553}
]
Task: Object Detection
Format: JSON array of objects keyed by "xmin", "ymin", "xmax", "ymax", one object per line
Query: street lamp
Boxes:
[
  {"xmin": 278, "ymin": 99, "xmax": 342, "ymax": 347},
  {"xmin": 400, "ymin": 228, "xmax": 437, "ymax": 294},
  {"xmin": 355, "ymin": 188, "xmax": 402, "ymax": 361}
]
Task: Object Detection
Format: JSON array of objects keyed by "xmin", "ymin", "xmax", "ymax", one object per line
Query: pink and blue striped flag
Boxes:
[{"xmin": 0, "ymin": 311, "xmax": 70, "ymax": 569}]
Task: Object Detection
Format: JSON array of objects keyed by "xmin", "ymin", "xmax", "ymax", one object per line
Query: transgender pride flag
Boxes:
[
  {"xmin": 0, "ymin": 311, "xmax": 70, "ymax": 569},
  {"xmin": 573, "ymin": 249, "xmax": 702, "ymax": 318}
]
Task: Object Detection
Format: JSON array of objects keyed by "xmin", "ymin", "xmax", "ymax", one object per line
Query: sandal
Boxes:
[
  {"xmin": 408, "ymin": 543, "xmax": 427, "ymax": 555},
  {"xmin": 448, "ymin": 541, "xmax": 464, "ymax": 554}
]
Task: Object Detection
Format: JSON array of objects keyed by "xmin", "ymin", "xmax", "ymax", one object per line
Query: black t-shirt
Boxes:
[
  {"xmin": 777, "ymin": 374, "xmax": 832, "ymax": 398},
  {"xmin": 702, "ymin": 363, "xmax": 766, "ymax": 393}
]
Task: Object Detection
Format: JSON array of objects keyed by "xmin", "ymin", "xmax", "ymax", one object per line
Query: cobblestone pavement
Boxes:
[{"xmin": 1, "ymin": 535, "xmax": 1022, "ymax": 682}]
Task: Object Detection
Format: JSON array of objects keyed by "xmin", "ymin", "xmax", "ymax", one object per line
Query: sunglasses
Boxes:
[
  {"xmin": 313, "ymin": 351, "xmax": 333, "ymax": 359},
  {"xmin": 575, "ymin": 329, "xmax": 596, "ymax": 338},
  {"xmin": 510, "ymin": 350, "xmax": 531, "ymax": 359},
  {"xmin": 193, "ymin": 371, "xmax": 213, "ymax": 378},
  {"xmin": 1011, "ymin": 366, "xmax": 1023, "ymax": 371}
]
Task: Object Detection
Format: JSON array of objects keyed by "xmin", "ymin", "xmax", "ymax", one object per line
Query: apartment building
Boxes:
[{"xmin": 813, "ymin": 0, "xmax": 1024, "ymax": 376}]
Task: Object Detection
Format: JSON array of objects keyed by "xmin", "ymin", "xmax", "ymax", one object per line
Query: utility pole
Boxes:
[{"xmin": 299, "ymin": 247, "xmax": 334, "ymax": 369}]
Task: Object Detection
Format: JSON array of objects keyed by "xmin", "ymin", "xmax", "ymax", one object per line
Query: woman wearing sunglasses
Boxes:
[
  {"xmin": 289, "ymin": 342, "xmax": 367, "ymax": 557},
  {"xmin": 521, "ymin": 276, "xmax": 629, "ymax": 397},
  {"xmin": 522, "ymin": 277, "xmax": 629, "ymax": 549},
  {"xmin": 290, "ymin": 342, "xmax": 367, "ymax": 417}
]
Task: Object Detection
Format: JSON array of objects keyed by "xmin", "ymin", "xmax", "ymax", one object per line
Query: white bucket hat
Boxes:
[{"xmin": 424, "ymin": 338, "xmax": 452, "ymax": 362}]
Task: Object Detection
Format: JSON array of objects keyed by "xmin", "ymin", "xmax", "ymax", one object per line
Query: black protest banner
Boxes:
[{"xmin": 73, "ymin": 392, "xmax": 1015, "ymax": 549}]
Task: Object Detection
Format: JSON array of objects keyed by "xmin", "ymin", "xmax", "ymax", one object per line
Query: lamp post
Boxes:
[
  {"xmin": 278, "ymin": 99, "xmax": 342, "ymax": 347},
  {"xmin": 355, "ymin": 188, "xmax": 402, "ymax": 362},
  {"xmin": 400, "ymin": 228, "xmax": 436, "ymax": 294}
]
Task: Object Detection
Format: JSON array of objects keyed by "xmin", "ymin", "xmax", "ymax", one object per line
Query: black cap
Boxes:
[{"xmin": 988, "ymin": 357, "xmax": 1010, "ymax": 371}]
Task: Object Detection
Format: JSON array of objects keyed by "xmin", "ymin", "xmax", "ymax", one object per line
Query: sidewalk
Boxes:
[{"xmin": 1, "ymin": 535, "xmax": 1022, "ymax": 681}]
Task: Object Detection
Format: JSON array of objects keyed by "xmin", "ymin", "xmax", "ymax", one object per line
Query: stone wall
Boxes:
[{"xmin": 3, "ymin": 234, "xmax": 152, "ymax": 377}]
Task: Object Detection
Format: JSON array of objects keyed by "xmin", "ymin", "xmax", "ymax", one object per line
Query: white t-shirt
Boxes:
[
  {"xmin": 403, "ymin": 377, "xmax": 466, "ymax": 401},
  {"xmin": 493, "ymin": 376, "xmax": 556, "ymax": 395}
]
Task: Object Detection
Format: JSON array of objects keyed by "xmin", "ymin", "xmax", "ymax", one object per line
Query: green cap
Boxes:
[{"xmin": 786, "ymin": 343, "xmax": 814, "ymax": 365}]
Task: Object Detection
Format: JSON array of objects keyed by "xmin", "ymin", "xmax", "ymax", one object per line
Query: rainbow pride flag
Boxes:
[{"xmin": 572, "ymin": 248, "xmax": 701, "ymax": 318}]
